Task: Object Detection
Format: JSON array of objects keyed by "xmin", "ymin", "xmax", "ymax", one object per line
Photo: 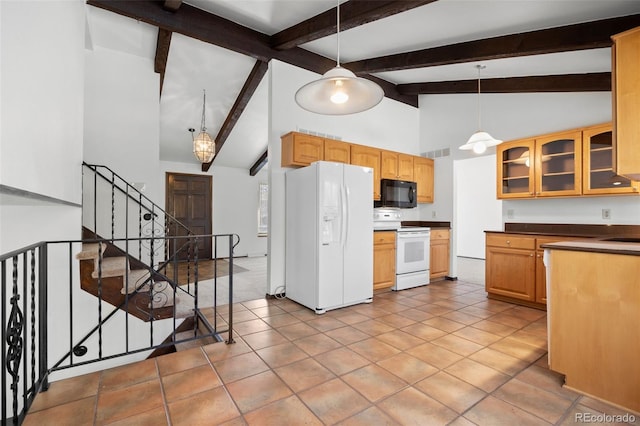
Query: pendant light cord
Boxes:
[
  {"xmin": 476, "ymin": 65, "xmax": 485, "ymax": 130},
  {"xmin": 201, "ymin": 89, "xmax": 207, "ymax": 132},
  {"xmin": 336, "ymin": 1, "xmax": 341, "ymax": 67}
]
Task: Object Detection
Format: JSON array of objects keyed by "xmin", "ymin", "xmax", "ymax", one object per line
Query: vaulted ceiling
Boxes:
[{"xmin": 85, "ymin": 0, "xmax": 640, "ymax": 173}]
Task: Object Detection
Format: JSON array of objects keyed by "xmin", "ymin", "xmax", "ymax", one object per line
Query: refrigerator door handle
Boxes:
[
  {"xmin": 340, "ymin": 183, "xmax": 347, "ymax": 248},
  {"xmin": 344, "ymin": 185, "xmax": 350, "ymax": 247}
]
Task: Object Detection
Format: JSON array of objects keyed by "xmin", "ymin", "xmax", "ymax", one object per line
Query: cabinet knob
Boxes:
[
  {"xmin": 506, "ymin": 240, "xmax": 510, "ymax": 245},
  {"xmin": 530, "ymin": 253, "xmax": 534, "ymax": 257}
]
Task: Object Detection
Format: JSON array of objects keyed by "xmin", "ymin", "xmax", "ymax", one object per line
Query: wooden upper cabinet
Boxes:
[
  {"xmin": 281, "ymin": 132, "xmax": 323, "ymax": 167},
  {"xmin": 582, "ymin": 123, "xmax": 639, "ymax": 195},
  {"xmin": 351, "ymin": 145, "xmax": 381, "ymax": 200},
  {"xmin": 497, "ymin": 139, "xmax": 536, "ymax": 198},
  {"xmin": 414, "ymin": 156, "xmax": 434, "ymax": 203},
  {"xmin": 324, "ymin": 139, "xmax": 350, "ymax": 164},
  {"xmin": 381, "ymin": 151, "xmax": 414, "ymax": 180},
  {"xmin": 535, "ymin": 130, "xmax": 582, "ymax": 197},
  {"xmin": 612, "ymin": 26, "xmax": 640, "ymax": 181}
]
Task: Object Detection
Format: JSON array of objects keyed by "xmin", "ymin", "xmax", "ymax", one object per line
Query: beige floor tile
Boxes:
[
  {"xmin": 23, "ymin": 396, "xmax": 95, "ymax": 426},
  {"xmin": 255, "ymin": 341, "xmax": 308, "ymax": 368},
  {"xmin": 277, "ymin": 322, "xmax": 319, "ymax": 340},
  {"xmin": 261, "ymin": 312, "xmax": 301, "ymax": 328},
  {"xmin": 225, "ymin": 370, "xmax": 292, "ymax": 413},
  {"xmin": 457, "ymin": 305, "xmax": 498, "ymax": 319},
  {"xmin": 453, "ymin": 326, "xmax": 503, "ymax": 346},
  {"xmin": 331, "ymin": 311, "xmax": 371, "ymax": 325},
  {"xmin": 493, "ymin": 378, "xmax": 574, "ymax": 423},
  {"xmin": 100, "ymin": 358, "xmax": 158, "ymax": 391},
  {"xmin": 469, "ymin": 347, "xmax": 530, "ymax": 376},
  {"xmin": 156, "ymin": 347, "xmax": 208, "ymax": 376},
  {"xmin": 375, "ymin": 330, "xmax": 425, "ymax": 350},
  {"xmin": 212, "ymin": 351, "xmax": 269, "ymax": 383},
  {"xmin": 352, "ymin": 319, "xmax": 396, "ymax": 336},
  {"xmin": 376, "ymin": 313, "xmax": 417, "ymax": 328},
  {"xmin": 232, "ymin": 318, "xmax": 272, "ymax": 336},
  {"xmin": 342, "ymin": 364, "xmax": 407, "ymax": 402},
  {"xmin": 348, "ymin": 337, "xmax": 401, "ymax": 362},
  {"xmin": 293, "ymin": 332, "xmax": 342, "ymax": 356},
  {"xmin": 376, "ymin": 353, "xmax": 439, "ymax": 384},
  {"xmin": 490, "ymin": 336, "xmax": 547, "ymax": 362},
  {"xmin": 431, "ymin": 334, "xmax": 485, "ymax": 356},
  {"xmin": 433, "ymin": 299, "xmax": 469, "ymax": 311},
  {"xmin": 250, "ymin": 304, "xmax": 286, "ymax": 318},
  {"xmin": 508, "ymin": 305, "xmax": 547, "ymax": 322},
  {"xmin": 397, "ymin": 308, "xmax": 435, "ymax": 322},
  {"xmin": 338, "ymin": 406, "xmax": 401, "ymax": 425},
  {"xmin": 509, "ymin": 329, "xmax": 548, "ymax": 349},
  {"xmin": 314, "ymin": 347, "xmax": 371, "ymax": 375},
  {"xmin": 378, "ymin": 387, "xmax": 458, "ymax": 426},
  {"xmin": 416, "ymin": 304, "xmax": 453, "ymax": 316},
  {"xmin": 28, "ymin": 371, "xmax": 100, "ymax": 412},
  {"xmin": 243, "ymin": 395, "xmax": 323, "ymax": 426},
  {"xmin": 306, "ymin": 315, "xmax": 347, "ymax": 332},
  {"xmin": 401, "ymin": 323, "xmax": 448, "ymax": 340},
  {"xmin": 299, "ymin": 378, "xmax": 370, "ymax": 424},
  {"xmin": 161, "ymin": 364, "xmax": 222, "ymax": 403},
  {"xmin": 329, "ymin": 325, "xmax": 371, "ymax": 345},
  {"xmin": 104, "ymin": 406, "xmax": 169, "ymax": 426},
  {"xmin": 445, "ymin": 358, "xmax": 510, "ymax": 393},
  {"xmin": 241, "ymin": 329, "xmax": 289, "ymax": 350},
  {"xmin": 415, "ymin": 371, "xmax": 487, "ymax": 413},
  {"xmin": 275, "ymin": 357, "xmax": 335, "ymax": 392},
  {"xmin": 96, "ymin": 379, "xmax": 164, "ymax": 424},
  {"xmin": 202, "ymin": 339, "xmax": 252, "ymax": 362},
  {"xmin": 423, "ymin": 316, "xmax": 467, "ymax": 333},
  {"xmin": 440, "ymin": 310, "xmax": 484, "ymax": 325},
  {"xmin": 447, "ymin": 416, "xmax": 477, "ymax": 426},
  {"xmin": 226, "ymin": 309, "xmax": 259, "ymax": 323},
  {"xmin": 463, "ymin": 395, "xmax": 551, "ymax": 426},
  {"xmin": 406, "ymin": 342, "xmax": 464, "ymax": 369},
  {"xmin": 471, "ymin": 319, "xmax": 518, "ymax": 337},
  {"xmin": 168, "ymin": 387, "xmax": 240, "ymax": 426},
  {"xmin": 486, "ymin": 312, "xmax": 533, "ymax": 329},
  {"xmin": 515, "ymin": 365, "xmax": 581, "ymax": 401}
]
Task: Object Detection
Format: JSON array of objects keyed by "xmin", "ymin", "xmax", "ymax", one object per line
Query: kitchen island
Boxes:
[{"xmin": 543, "ymin": 240, "xmax": 640, "ymax": 414}]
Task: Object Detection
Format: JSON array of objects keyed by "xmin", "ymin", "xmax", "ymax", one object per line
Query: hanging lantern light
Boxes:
[{"xmin": 192, "ymin": 90, "xmax": 215, "ymax": 163}]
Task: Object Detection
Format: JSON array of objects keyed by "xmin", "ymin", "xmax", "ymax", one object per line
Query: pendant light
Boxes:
[
  {"xmin": 459, "ymin": 65, "xmax": 502, "ymax": 154},
  {"xmin": 295, "ymin": 2, "xmax": 384, "ymax": 115},
  {"xmin": 192, "ymin": 90, "xmax": 215, "ymax": 163}
]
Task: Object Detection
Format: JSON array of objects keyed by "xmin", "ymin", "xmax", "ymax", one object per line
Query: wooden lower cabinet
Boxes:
[
  {"xmin": 485, "ymin": 233, "xmax": 537, "ymax": 305},
  {"xmin": 373, "ymin": 231, "xmax": 396, "ymax": 290},
  {"xmin": 429, "ymin": 229, "xmax": 450, "ymax": 280},
  {"xmin": 486, "ymin": 232, "xmax": 588, "ymax": 308}
]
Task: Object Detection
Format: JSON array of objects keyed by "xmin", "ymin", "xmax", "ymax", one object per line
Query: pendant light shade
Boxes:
[
  {"xmin": 295, "ymin": 66, "xmax": 384, "ymax": 115},
  {"xmin": 459, "ymin": 65, "xmax": 501, "ymax": 154},
  {"xmin": 192, "ymin": 90, "xmax": 215, "ymax": 163},
  {"xmin": 294, "ymin": 2, "xmax": 384, "ymax": 115}
]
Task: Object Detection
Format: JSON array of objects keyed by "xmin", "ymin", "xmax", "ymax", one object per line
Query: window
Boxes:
[{"xmin": 258, "ymin": 182, "xmax": 268, "ymax": 236}]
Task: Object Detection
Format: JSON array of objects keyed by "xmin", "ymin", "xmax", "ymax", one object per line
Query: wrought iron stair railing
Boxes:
[{"xmin": 0, "ymin": 232, "xmax": 240, "ymax": 425}]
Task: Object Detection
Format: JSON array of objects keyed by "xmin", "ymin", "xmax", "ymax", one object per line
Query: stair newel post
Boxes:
[
  {"xmin": 93, "ymin": 167, "xmax": 98, "ymax": 239},
  {"xmin": 97, "ymin": 242, "xmax": 103, "ymax": 360},
  {"xmin": 213, "ymin": 236, "xmax": 218, "ymax": 332},
  {"xmin": 31, "ymin": 248, "xmax": 38, "ymax": 390},
  {"xmin": 227, "ymin": 235, "xmax": 235, "ymax": 344}
]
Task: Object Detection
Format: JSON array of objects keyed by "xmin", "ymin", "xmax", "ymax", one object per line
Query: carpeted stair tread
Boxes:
[
  {"xmin": 76, "ymin": 243, "xmax": 105, "ymax": 260},
  {"xmin": 91, "ymin": 256, "xmax": 128, "ymax": 279},
  {"xmin": 122, "ymin": 269, "xmax": 152, "ymax": 294}
]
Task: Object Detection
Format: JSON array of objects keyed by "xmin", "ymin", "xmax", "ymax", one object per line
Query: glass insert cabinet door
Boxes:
[
  {"xmin": 534, "ymin": 130, "xmax": 582, "ymax": 197},
  {"xmin": 498, "ymin": 139, "xmax": 535, "ymax": 198},
  {"xmin": 582, "ymin": 123, "xmax": 638, "ymax": 195}
]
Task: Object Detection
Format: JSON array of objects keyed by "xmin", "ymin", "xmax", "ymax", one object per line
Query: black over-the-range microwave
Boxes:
[{"xmin": 375, "ymin": 178, "xmax": 417, "ymax": 208}]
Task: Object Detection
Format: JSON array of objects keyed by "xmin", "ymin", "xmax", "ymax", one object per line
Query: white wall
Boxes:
[
  {"xmin": 159, "ymin": 161, "xmax": 268, "ymax": 259},
  {"xmin": 0, "ymin": 0, "xmax": 84, "ymax": 204},
  {"xmin": 83, "ymin": 46, "xmax": 161, "ymax": 204},
  {"xmin": 267, "ymin": 60, "xmax": 421, "ymax": 295}
]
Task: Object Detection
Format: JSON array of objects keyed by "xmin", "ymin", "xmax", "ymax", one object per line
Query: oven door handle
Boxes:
[{"xmin": 397, "ymin": 232, "xmax": 430, "ymax": 239}]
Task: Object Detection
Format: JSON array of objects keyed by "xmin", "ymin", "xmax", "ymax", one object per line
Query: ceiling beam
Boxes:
[
  {"xmin": 249, "ymin": 150, "xmax": 268, "ymax": 176},
  {"xmin": 154, "ymin": 28, "xmax": 172, "ymax": 94},
  {"xmin": 398, "ymin": 72, "xmax": 612, "ymax": 95},
  {"xmin": 87, "ymin": 0, "xmax": 417, "ymax": 108},
  {"xmin": 202, "ymin": 60, "xmax": 269, "ymax": 172},
  {"xmin": 345, "ymin": 14, "xmax": 640, "ymax": 74},
  {"xmin": 271, "ymin": 0, "xmax": 436, "ymax": 50}
]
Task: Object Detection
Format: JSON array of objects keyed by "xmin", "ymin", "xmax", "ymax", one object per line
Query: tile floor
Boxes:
[{"xmin": 24, "ymin": 279, "xmax": 638, "ymax": 425}]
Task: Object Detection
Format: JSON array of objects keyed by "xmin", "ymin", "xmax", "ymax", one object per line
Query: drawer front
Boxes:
[
  {"xmin": 486, "ymin": 234, "xmax": 535, "ymax": 250},
  {"xmin": 374, "ymin": 231, "xmax": 396, "ymax": 245},
  {"xmin": 431, "ymin": 229, "xmax": 450, "ymax": 240}
]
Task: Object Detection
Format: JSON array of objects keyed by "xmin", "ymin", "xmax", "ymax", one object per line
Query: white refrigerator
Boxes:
[{"xmin": 285, "ymin": 161, "xmax": 373, "ymax": 314}]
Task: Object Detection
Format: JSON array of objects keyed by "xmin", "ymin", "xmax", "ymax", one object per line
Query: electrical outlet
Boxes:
[
  {"xmin": 431, "ymin": 211, "xmax": 437, "ymax": 218},
  {"xmin": 507, "ymin": 209, "xmax": 514, "ymax": 219},
  {"xmin": 602, "ymin": 208, "xmax": 611, "ymax": 220}
]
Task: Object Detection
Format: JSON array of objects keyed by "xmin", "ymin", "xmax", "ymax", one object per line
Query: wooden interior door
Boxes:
[{"xmin": 166, "ymin": 173, "xmax": 212, "ymax": 260}]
